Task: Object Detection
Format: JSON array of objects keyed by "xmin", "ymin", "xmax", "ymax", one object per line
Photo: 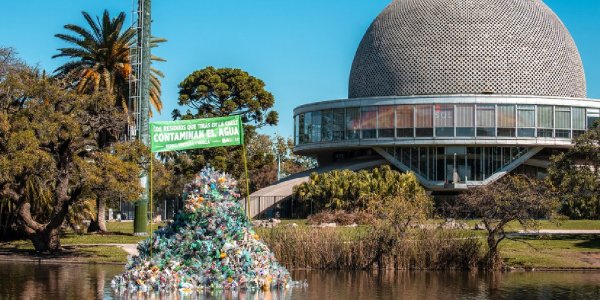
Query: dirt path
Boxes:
[
  {"xmin": 68, "ymin": 243, "xmax": 138, "ymax": 256},
  {"xmin": 516, "ymin": 230, "xmax": 600, "ymax": 235}
]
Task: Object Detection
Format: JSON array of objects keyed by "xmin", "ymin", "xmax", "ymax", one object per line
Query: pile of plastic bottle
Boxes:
[{"xmin": 111, "ymin": 166, "xmax": 291, "ymax": 294}]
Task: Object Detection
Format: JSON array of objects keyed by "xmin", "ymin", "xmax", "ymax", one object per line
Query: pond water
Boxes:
[{"xmin": 1, "ymin": 261, "xmax": 599, "ymax": 299}]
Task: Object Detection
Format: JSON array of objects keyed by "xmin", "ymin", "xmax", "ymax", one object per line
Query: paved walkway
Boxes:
[
  {"xmin": 516, "ymin": 229, "xmax": 600, "ymax": 235},
  {"xmin": 65, "ymin": 243, "xmax": 139, "ymax": 256}
]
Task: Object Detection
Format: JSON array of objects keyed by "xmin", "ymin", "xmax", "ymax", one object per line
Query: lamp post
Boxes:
[{"xmin": 274, "ymin": 145, "xmax": 281, "ymax": 181}]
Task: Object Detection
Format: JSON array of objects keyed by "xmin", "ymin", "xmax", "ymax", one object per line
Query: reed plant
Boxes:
[{"xmin": 259, "ymin": 227, "xmax": 481, "ymax": 270}]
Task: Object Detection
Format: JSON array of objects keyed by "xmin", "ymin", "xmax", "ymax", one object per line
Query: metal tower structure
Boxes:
[{"xmin": 129, "ymin": 0, "xmax": 152, "ymax": 235}]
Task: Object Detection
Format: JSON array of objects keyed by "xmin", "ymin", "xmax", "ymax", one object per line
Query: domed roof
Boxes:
[{"xmin": 349, "ymin": 0, "xmax": 586, "ymax": 99}]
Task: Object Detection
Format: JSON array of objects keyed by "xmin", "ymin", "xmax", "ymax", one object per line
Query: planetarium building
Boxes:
[{"xmin": 292, "ymin": 0, "xmax": 600, "ymax": 192}]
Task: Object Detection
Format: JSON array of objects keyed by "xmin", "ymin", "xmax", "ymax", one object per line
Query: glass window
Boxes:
[
  {"xmin": 435, "ymin": 104, "xmax": 454, "ymax": 137},
  {"xmin": 518, "ymin": 128, "xmax": 535, "ymax": 137},
  {"xmin": 320, "ymin": 109, "xmax": 333, "ymax": 142},
  {"xmin": 419, "ymin": 147, "xmax": 428, "ymax": 178},
  {"xmin": 378, "ymin": 106, "xmax": 395, "ymax": 138},
  {"xmin": 497, "ymin": 105, "xmax": 516, "ymax": 137},
  {"xmin": 436, "ymin": 147, "xmax": 445, "ymax": 181},
  {"xmin": 537, "ymin": 106, "xmax": 553, "ymax": 137},
  {"xmin": 518, "ymin": 105, "xmax": 535, "ymax": 127},
  {"xmin": 476, "ymin": 105, "xmax": 495, "ymax": 137},
  {"xmin": 361, "ymin": 107, "xmax": 377, "ymax": 139},
  {"xmin": 294, "ymin": 115, "xmax": 299, "ymax": 145},
  {"xmin": 555, "ymin": 107, "xmax": 571, "ymax": 129},
  {"xmin": 537, "ymin": 106, "xmax": 553, "ymax": 128},
  {"xmin": 415, "ymin": 105, "xmax": 433, "ymax": 137},
  {"xmin": 588, "ymin": 109, "xmax": 600, "ymax": 129},
  {"xmin": 517, "ymin": 105, "xmax": 535, "ymax": 137},
  {"xmin": 456, "ymin": 104, "xmax": 474, "ymax": 137},
  {"xmin": 301, "ymin": 112, "xmax": 311, "ymax": 144},
  {"xmin": 555, "ymin": 130, "xmax": 571, "ymax": 138},
  {"xmin": 396, "ymin": 105, "xmax": 414, "ymax": 137},
  {"xmin": 346, "ymin": 107, "xmax": 360, "ymax": 140},
  {"xmin": 311, "ymin": 111, "xmax": 321, "ymax": 143},
  {"xmin": 497, "ymin": 105, "xmax": 516, "ymax": 127},
  {"xmin": 572, "ymin": 107, "xmax": 586, "ymax": 130},
  {"xmin": 332, "ymin": 108, "xmax": 345, "ymax": 141}
]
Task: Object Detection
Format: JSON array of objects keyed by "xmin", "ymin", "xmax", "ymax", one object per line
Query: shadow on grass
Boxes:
[
  {"xmin": 62, "ymin": 231, "xmax": 134, "ymax": 238},
  {"xmin": 0, "ymin": 241, "xmax": 123, "ymax": 261},
  {"xmin": 574, "ymin": 238, "xmax": 600, "ymax": 249},
  {"xmin": 509, "ymin": 234, "xmax": 600, "ymax": 249},
  {"xmin": 0, "ymin": 244, "xmax": 96, "ymax": 258}
]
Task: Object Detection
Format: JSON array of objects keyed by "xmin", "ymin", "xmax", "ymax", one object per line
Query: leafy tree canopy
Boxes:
[
  {"xmin": 167, "ymin": 67, "xmax": 286, "ymax": 195},
  {"xmin": 0, "ymin": 52, "xmax": 144, "ymax": 251},
  {"xmin": 53, "ymin": 10, "xmax": 166, "ymax": 115},
  {"xmin": 174, "ymin": 66, "xmax": 278, "ymax": 128},
  {"xmin": 548, "ymin": 122, "xmax": 600, "ymax": 219},
  {"xmin": 456, "ymin": 175, "xmax": 557, "ymax": 269}
]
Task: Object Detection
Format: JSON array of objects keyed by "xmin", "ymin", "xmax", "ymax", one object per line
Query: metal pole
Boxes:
[
  {"xmin": 277, "ymin": 152, "xmax": 281, "ymax": 181},
  {"xmin": 133, "ymin": 0, "xmax": 151, "ymax": 235}
]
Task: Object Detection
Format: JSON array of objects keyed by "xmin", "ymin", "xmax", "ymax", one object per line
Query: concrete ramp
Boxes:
[{"xmin": 243, "ymin": 158, "xmax": 388, "ymax": 218}]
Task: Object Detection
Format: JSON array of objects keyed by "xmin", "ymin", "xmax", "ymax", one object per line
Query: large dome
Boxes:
[{"xmin": 349, "ymin": 0, "xmax": 586, "ymax": 99}]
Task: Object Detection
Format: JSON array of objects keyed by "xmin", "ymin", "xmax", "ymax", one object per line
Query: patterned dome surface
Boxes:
[{"xmin": 349, "ymin": 0, "xmax": 586, "ymax": 99}]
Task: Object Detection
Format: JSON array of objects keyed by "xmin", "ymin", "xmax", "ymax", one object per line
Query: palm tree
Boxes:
[
  {"xmin": 53, "ymin": 10, "xmax": 165, "ymax": 115},
  {"xmin": 53, "ymin": 10, "xmax": 165, "ymax": 232}
]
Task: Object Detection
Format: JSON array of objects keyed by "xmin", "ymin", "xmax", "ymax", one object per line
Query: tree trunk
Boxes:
[
  {"xmin": 486, "ymin": 235, "xmax": 503, "ymax": 270},
  {"xmin": 29, "ymin": 227, "xmax": 61, "ymax": 253},
  {"xmin": 88, "ymin": 198, "xmax": 107, "ymax": 233}
]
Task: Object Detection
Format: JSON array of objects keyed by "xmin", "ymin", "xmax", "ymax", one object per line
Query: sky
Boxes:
[{"xmin": 1, "ymin": 0, "xmax": 599, "ymax": 138}]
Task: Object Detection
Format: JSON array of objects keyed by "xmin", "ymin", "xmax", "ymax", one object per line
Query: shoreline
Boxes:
[
  {"xmin": 0, "ymin": 253, "xmax": 600, "ymax": 273},
  {"xmin": 2, "ymin": 221, "xmax": 600, "ymax": 270},
  {"xmin": 3, "ymin": 251, "xmax": 600, "ymax": 272}
]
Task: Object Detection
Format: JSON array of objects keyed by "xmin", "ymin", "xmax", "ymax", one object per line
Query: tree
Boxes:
[
  {"xmin": 548, "ymin": 122, "xmax": 600, "ymax": 219},
  {"xmin": 170, "ymin": 67, "xmax": 279, "ymax": 193},
  {"xmin": 365, "ymin": 172, "xmax": 433, "ymax": 268},
  {"xmin": 0, "ymin": 47, "xmax": 25, "ymax": 81},
  {"xmin": 53, "ymin": 10, "xmax": 166, "ymax": 115},
  {"xmin": 272, "ymin": 134, "xmax": 317, "ymax": 178},
  {"xmin": 456, "ymin": 175, "xmax": 557, "ymax": 269},
  {"xmin": 53, "ymin": 10, "xmax": 166, "ymax": 231},
  {"xmin": 366, "ymin": 172, "xmax": 432, "ymax": 233},
  {"xmin": 86, "ymin": 142, "xmax": 146, "ymax": 232},
  {"xmin": 0, "ymin": 60, "xmax": 142, "ymax": 252},
  {"xmin": 174, "ymin": 67, "xmax": 278, "ymax": 127},
  {"xmin": 0, "ymin": 48, "xmax": 22, "ymax": 239}
]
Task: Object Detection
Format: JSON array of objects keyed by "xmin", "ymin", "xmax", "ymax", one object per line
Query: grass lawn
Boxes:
[
  {"xmin": 60, "ymin": 221, "xmax": 167, "ymax": 245},
  {"xmin": 458, "ymin": 219, "xmax": 600, "ymax": 232},
  {"xmin": 500, "ymin": 235, "xmax": 600, "ymax": 269},
  {"xmin": 0, "ymin": 221, "xmax": 165, "ymax": 264},
  {"xmin": 0, "ymin": 239, "xmax": 128, "ymax": 264}
]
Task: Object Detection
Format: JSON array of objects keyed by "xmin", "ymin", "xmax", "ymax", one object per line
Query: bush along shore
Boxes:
[{"xmin": 259, "ymin": 227, "xmax": 481, "ymax": 270}]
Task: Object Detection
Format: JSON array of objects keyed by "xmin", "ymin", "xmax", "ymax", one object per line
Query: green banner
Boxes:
[{"xmin": 150, "ymin": 115, "xmax": 243, "ymax": 153}]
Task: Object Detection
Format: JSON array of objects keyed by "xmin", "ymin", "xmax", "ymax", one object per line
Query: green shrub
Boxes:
[{"xmin": 293, "ymin": 166, "xmax": 431, "ymax": 216}]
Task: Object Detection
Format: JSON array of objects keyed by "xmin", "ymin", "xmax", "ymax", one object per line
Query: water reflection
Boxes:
[
  {"xmin": 0, "ymin": 262, "xmax": 599, "ymax": 299},
  {"xmin": 0, "ymin": 262, "xmax": 121, "ymax": 300}
]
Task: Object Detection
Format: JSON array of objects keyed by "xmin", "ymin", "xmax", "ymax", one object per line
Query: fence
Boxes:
[
  {"xmin": 110, "ymin": 198, "xmax": 184, "ymax": 222},
  {"xmin": 110, "ymin": 196, "xmax": 304, "ymax": 221},
  {"xmin": 241, "ymin": 195, "xmax": 311, "ymax": 219}
]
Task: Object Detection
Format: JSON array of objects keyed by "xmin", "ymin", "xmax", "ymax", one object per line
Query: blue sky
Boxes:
[{"xmin": 1, "ymin": 0, "xmax": 599, "ymax": 138}]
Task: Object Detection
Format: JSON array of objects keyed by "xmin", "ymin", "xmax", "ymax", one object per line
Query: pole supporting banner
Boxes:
[
  {"xmin": 242, "ymin": 142, "xmax": 251, "ymax": 218},
  {"xmin": 149, "ymin": 154, "xmax": 153, "ymax": 256}
]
